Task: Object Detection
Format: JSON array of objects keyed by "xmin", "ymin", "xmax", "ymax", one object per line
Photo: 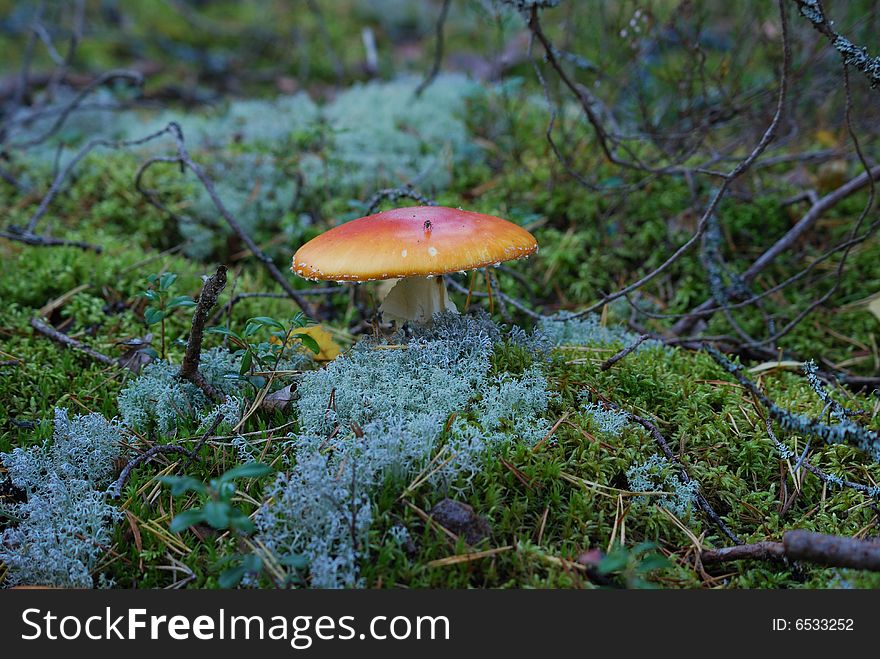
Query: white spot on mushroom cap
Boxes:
[
  {"xmin": 401, "ymin": 249, "xmax": 408, "ymax": 258},
  {"xmin": 428, "ymin": 246, "xmax": 438, "ymax": 257}
]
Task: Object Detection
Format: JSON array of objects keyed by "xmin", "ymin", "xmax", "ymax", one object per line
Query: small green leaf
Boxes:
[
  {"xmin": 141, "ymin": 289, "xmax": 160, "ymax": 301},
  {"xmin": 217, "ymin": 481, "xmax": 236, "ymax": 501},
  {"xmin": 218, "ymin": 563, "xmax": 247, "ymax": 588},
  {"xmin": 229, "ymin": 511, "xmax": 255, "ymax": 534},
  {"xmin": 218, "ymin": 555, "xmax": 263, "ymax": 587},
  {"xmin": 597, "ymin": 552, "xmax": 628, "ymax": 575},
  {"xmin": 159, "ymin": 272, "xmax": 178, "ymax": 291},
  {"xmin": 144, "ymin": 308, "xmax": 167, "ymax": 325},
  {"xmin": 169, "ymin": 508, "xmax": 205, "ymax": 533},
  {"xmin": 206, "ymin": 326, "xmax": 244, "ymax": 342},
  {"xmin": 220, "ymin": 462, "xmax": 273, "ymax": 483},
  {"xmin": 242, "ymin": 554, "xmax": 263, "ymax": 572},
  {"xmin": 247, "ymin": 316, "xmax": 285, "ymax": 331},
  {"xmin": 636, "ymin": 554, "xmax": 670, "ymax": 573},
  {"xmin": 158, "ymin": 475, "xmax": 207, "ymax": 497},
  {"xmin": 239, "ymin": 349, "xmax": 253, "ymax": 375},
  {"xmin": 292, "ymin": 331, "xmax": 321, "ymax": 355},
  {"xmin": 166, "ymin": 295, "xmax": 197, "ymax": 309},
  {"xmin": 202, "ymin": 501, "xmax": 231, "ymax": 529}
]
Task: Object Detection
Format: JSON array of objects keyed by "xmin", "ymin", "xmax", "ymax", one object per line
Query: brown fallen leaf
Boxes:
[{"xmin": 261, "ymin": 384, "xmax": 295, "ymax": 412}]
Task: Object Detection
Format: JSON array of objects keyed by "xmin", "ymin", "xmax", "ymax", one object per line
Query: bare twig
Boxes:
[
  {"xmin": 178, "ymin": 265, "xmax": 227, "ymax": 401},
  {"xmin": 600, "ymin": 334, "xmax": 650, "ymax": 371},
  {"xmin": 107, "ymin": 413, "xmax": 226, "ymax": 499},
  {"xmin": 133, "ymin": 122, "xmax": 320, "ymax": 318},
  {"xmin": 107, "ymin": 444, "xmax": 189, "ymax": 499},
  {"xmin": 9, "ymin": 69, "xmax": 143, "ymax": 149},
  {"xmin": 705, "ymin": 345, "xmax": 880, "ymax": 455},
  {"xmin": 590, "ymin": 390, "xmax": 741, "ymax": 544},
  {"xmin": 365, "ymin": 185, "xmax": 436, "ymax": 216},
  {"xmin": 792, "ymin": 0, "xmax": 880, "ymax": 89},
  {"xmin": 179, "ymin": 414, "xmax": 225, "ymax": 473},
  {"xmin": 673, "ymin": 163, "xmax": 880, "ymax": 335},
  {"xmin": 17, "ymin": 124, "xmax": 180, "ymax": 237},
  {"xmin": 537, "ymin": 0, "xmax": 792, "ymax": 320},
  {"xmin": 414, "ymin": 0, "xmax": 453, "ymax": 98},
  {"xmin": 702, "ymin": 530, "xmax": 880, "ymax": 571},
  {"xmin": 0, "ymin": 229, "xmax": 102, "ymax": 252},
  {"xmin": 29, "ymin": 316, "xmax": 116, "ymax": 366}
]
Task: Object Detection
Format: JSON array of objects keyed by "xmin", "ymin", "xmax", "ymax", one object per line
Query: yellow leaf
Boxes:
[
  {"xmin": 814, "ymin": 129, "xmax": 838, "ymax": 148},
  {"xmin": 269, "ymin": 324, "xmax": 342, "ymax": 361},
  {"xmin": 294, "ymin": 325, "xmax": 341, "ymax": 361}
]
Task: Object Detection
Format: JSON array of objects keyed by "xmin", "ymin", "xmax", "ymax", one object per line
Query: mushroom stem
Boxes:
[{"xmin": 379, "ymin": 276, "xmax": 457, "ymax": 325}]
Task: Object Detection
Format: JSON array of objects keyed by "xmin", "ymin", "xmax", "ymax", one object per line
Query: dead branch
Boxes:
[
  {"xmin": 29, "ymin": 316, "xmax": 116, "ymax": 366},
  {"xmin": 700, "ymin": 541, "xmax": 785, "ymax": 564},
  {"xmin": 792, "ymin": 0, "xmax": 880, "ymax": 89},
  {"xmin": 706, "ymin": 345, "xmax": 880, "ymax": 455},
  {"xmin": 107, "ymin": 444, "xmax": 189, "ymax": 499},
  {"xmin": 0, "ymin": 228, "xmax": 102, "ymax": 252},
  {"xmin": 8, "ymin": 69, "xmax": 143, "ymax": 149},
  {"xmin": 673, "ymin": 163, "xmax": 880, "ymax": 336},
  {"xmin": 178, "ymin": 265, "xmax": 227, "ymax": 402},
  {"xmin": 701, "ymin": 530, "xmax": 880, "ymax": 571},
  {"xmin": 534, "ymin": 0, "xmax": 792, "ymax": 320},
  {"xmin": 365, "ymin": 184, "xmax": 436, "ymax": 216},
  {"xmin": 600, "ymin": 334, "xmax": 650, "ymax": 371},
  {"xmin": 588, "ymin": 389, "xmax": 742, "ymax": 544},
  {"xmin": 16, "ymin": 124, "xmax": 181, "ymax": 237},
  {"xmin": 414, "ymin": 0, "xmax": 453, "ymax": 98},
  {"xmin": 133, "ymin": 122, "xmax": 320, "ymax": 318},
  {"xmin": 107, "ymin": 412, "xmax": 225, "ymax": 499}
]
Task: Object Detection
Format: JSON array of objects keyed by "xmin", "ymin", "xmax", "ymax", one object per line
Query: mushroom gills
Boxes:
[{"xmin": 379, "ymin": 276, "xmax": 457, "ymax": 325}]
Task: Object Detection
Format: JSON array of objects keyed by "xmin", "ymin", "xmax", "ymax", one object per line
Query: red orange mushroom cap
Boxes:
[{"xmin": 291, "ymin": 206, "xmax": 538, "ymax": 282}]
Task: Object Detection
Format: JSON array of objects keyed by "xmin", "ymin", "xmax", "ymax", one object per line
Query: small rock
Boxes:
[{"xmin": 429, "ymin": 498, "xmax": 491, "ymax": 545}]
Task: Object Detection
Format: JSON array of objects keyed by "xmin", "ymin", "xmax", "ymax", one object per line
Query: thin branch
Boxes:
[
  {"xmin": 10, "ymin": 69, "xmax": 143, "ymax": 149},
  {"xmin": 414, "ymin": 0, "xmax": 453, "ymax": 98},
  {"xmin": 705, "ymin": 345, "xmax": 880, "ymax": 455},
  {"xmin": 0, "ymin": 229, "xmax": 102, "ymax": 252},
  {"xmin": 590, "ymin": 390, "xmax": 741, "ymax": 544},
  {"xmin": 544, "ymin": 0, "xmax": 791, "ymax": 320},
  {"xmin": 178, "ymin": 265, "xmax": 227, "ymax": 401},
  {"xmin": 107, "ymin": 445, "xmax": 189, "ymax": 499},
  {"xmin": 133, "ymin": 122, "xmax": 320, "ymax": 318},
  {"xmin": 600, "ymin": 334, "xmax": 650, "ymax": 371},
  {"xmin": 107, "ymin": 413, "xmax": 225, "ymax": 499},
  {"xmin": 29, "ymin": 316, "xmax": 116, "ymax": 366},
  {"xmin": 792, "ymin": 0, "xmax": 880, "ymax": 88},
  {"xmin": 702, "ymin": 530, "xmax": 880, "ymax": 571},
  {"xmin": 365, "ymin": 185, "xmax": 436, "ymax": 216},
  {"xmin": 19, "ymin": 124, "xmax": 179, "ymax": 236},
  {"xmin": 672, "ymin": 164, "xmax": 880, "ymax": 335}
]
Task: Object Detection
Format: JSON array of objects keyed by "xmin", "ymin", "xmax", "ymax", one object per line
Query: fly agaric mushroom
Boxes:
[{"xmin": 291, "ymin": 206, "xmax": 538, "ymax": 325}]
